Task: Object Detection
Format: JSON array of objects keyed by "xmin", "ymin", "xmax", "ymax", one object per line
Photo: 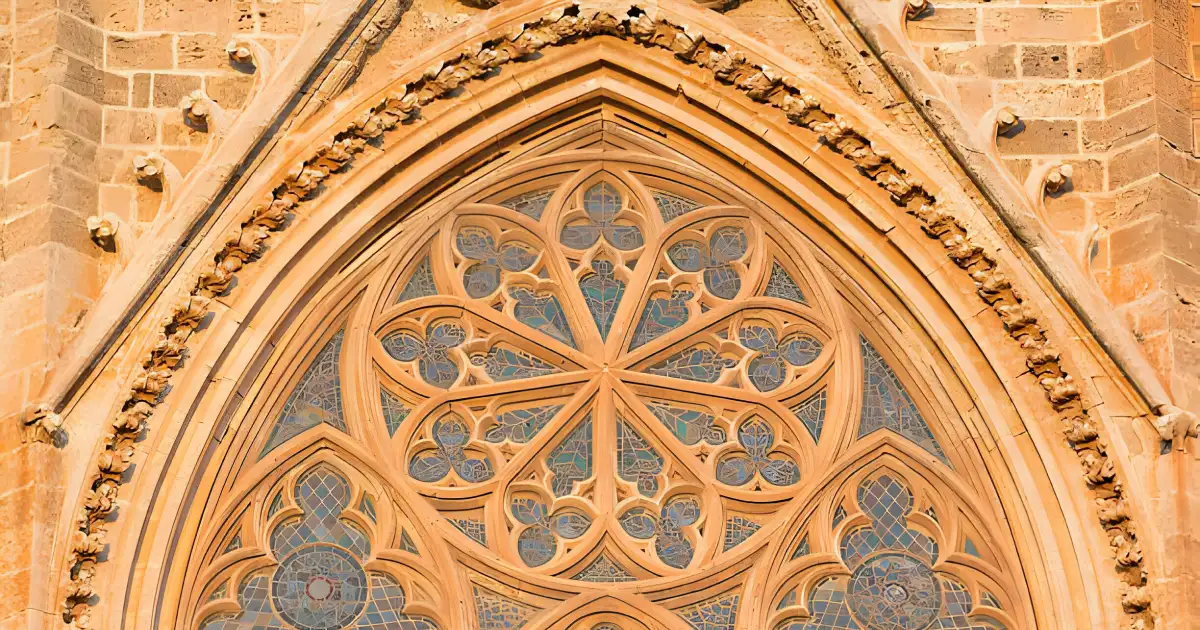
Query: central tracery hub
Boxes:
[{"xmin": 379, "ymin": 168, "xmax": 832, "ymax": 585}]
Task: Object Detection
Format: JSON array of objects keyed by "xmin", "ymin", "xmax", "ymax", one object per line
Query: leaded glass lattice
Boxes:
[
  {"xmin": 261, "ymin": 331, "xmax": 347, "ymax": 457},
  {"xmin": 572, "ymin": 554, "xmax": 638, "ymax": 582},
  {"xmin": 859, "ymin": 336, "xmax": 948, "ymax": 465},
  {"xmin": 676, "ymin": 592, "xmax": 739, "ymax": 630}
]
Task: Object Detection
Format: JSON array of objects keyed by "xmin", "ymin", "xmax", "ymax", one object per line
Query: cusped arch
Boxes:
[{"xmin": 61, "ymin": 3, "xmax": 1159, "ymax": 630}]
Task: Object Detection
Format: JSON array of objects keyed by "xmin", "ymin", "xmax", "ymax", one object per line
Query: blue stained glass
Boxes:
[
  {"xmin": 396, "ymin": 257, "xmax": 437, "ymax": 303},
  {"xmin": 666, "ymin": 226, "xmax": 748, "ymax": 300},
  {"xmin": 715, "ymin": 418, "xmax": 800, "ymax": 487},
  {"xmin": 409, "ymin": 415, "xmax": 494, "ymax": 484},
  {"xmin": 571, "ymin": 554, "xmax": 637, "ymax": 582},
  {"xmin": 617, "ymin": 418, "xmax": 664, "ymax": 496},
  {"xmin": 629, "ymin": 290, "xmax": 692, "ymax": 350},
  {"xmin": 509, "ymin": 287, "xmax": 576, "ymax": 348},
  {"xmin": 778, "ymin": 588, "xmax": 798, "ymax": 610},
  {"xmin": 499, "ymin": 189, "xmax": 554, "ymax": 221},
  {"xmin": 646, "ymin": 402, "xmax": 726, "ymax": 446},
  {"xmin": 740, "ymin": 325, "xmax": 823, "ymax": 392},
  {"xmin": 776, "ymin": 576, "xmax": 860, "ymax": 629},
  {"xmin": 382, "ymin": 322, "xmax": 464, "ymax": 389},
  {"xmin": 832, "ymin": 504, "xmax": 847, "ymax": 529},
  {"xmin": 858, "ymin": 335, "xmax": 949, "ymax": 465},
  {"xmin": 509, "ymin": 496, "xmax": 592, "ymax": 566},
  {"xmin": 677, "ymin": 592, "xmax": 740, "ymax": 630},
  {"xmin": 846, "ymin": 554, "xmax": 940, "ymax": 630},
  {"xmin": 560, "ymin": 183, "xmax": 644, "ymax": 250},
  {"xmin": 764, "ymin": 262, "xmax": 807, "ymax": 304},
  {"xmin": 546, "ymin": 416, "xmax": 593, "ymax": 496},
  {"xmin": 473, "ymin": 586, "xmax": 539, "ymax": 630},
  {"xmin": 354, "ymin": 573, "xmax": 439, "ymax": 629},
  {"xmin": 618, "ymin": 495, "xmax": 701, "ymax": 569},
  {"xmin": 793, "ymin": 390, "xmax": 828, "ymax": 442},
  {"xmin": 399, "ymin": 530, "xmax": 419, "ymax": 554},
  {"xmin": 456, "ymin": 227, "xmax": 537, "ymax": 298},
  {"xmin": 450, "ymin": 518, "xmax": 488, "ymax": 546},
  {"xmin": 792, "ymin": 534, "xmax": 811, "ymax": 559},
  {"xmin": 722, "ymin": 516, "xmax": 760, "ymax": 551},
  {"xmin": 580, "ymin": 259, "xmax": 625, "ymax": 340},
  {"xmin": 267, "ymin": 492, "xmax": 285, "ymax": 520},
  {"xmin": 653, "ymin": 191, "xmax": 702, "ymax": 222},
  {"xmin": 271, "ymin": 544, "xmax": 368, "ymax": 629},
  {"xmin": 479, "ymin": 347, "xmax": 560, "ymax": 382},
  {"xmin": 358, "ymin": 495, "xmax": 376, "ymax": 523},
  {"xmin": 980, "ymin": 591, "xmax": 1002, "ymax": 609},
  {"xmin": 380, "ymin": 388, "xmax": 410, "ymax": 437},
  {"xmin": 261, "ymin": 331, "xmax": 348, "ymax": 458},
  {"xmin": 645, "ymin": 346, "xmax": 735, "ymax": 383},
  {"xmin": 485, "ymin": 405, "xmax": 562, "ymax": 443},
  {"xmin": 964, "ymin": 538, "xmax": 980, "ymax": 558}
]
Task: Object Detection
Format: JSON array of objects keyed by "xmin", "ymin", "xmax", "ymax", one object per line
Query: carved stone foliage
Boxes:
[{"xmin": 63, "ymin": 4, "xmax": 1154, "ymax": 628}]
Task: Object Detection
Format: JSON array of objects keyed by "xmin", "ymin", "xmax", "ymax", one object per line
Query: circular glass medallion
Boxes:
[
  {"xmin": 846, "ymin": 553, "xmax": 940, "ymax": 630},
  {"xmin": 271, "ymin": 544, "xmax": 368, "ymax": 629}
]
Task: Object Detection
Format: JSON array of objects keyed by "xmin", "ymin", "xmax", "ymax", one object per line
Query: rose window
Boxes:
[{"xmin": 197, "ymin": 159, "xmax": 1023, "ymax": 630}]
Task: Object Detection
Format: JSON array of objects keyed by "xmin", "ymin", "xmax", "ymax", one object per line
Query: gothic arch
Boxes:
[{"xmin": 53, "ymin": 2, "xmax": 1164, "ymax": 630}]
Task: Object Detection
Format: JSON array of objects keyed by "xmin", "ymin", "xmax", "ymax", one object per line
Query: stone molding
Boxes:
[{"xmin": 58, "ymin": 3, "xmax": 1155, "ymax": 628}]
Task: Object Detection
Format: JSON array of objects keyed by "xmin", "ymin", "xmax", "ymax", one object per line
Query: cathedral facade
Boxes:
[{"xmin": 2, "ymin": 0, "xmax": 1199, "ymax": 628}]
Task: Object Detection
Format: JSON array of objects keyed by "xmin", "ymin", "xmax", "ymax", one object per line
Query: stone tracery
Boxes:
[{"xmin": 193, "ymin": 158, "xmax": 1022, "ymax": 629}]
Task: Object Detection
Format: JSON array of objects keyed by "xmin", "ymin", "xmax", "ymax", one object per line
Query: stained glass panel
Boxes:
[
  {"xmin": 580, "ymin": 259, "xmax": 625, "ymax": 340},
  {"xmin": 479, "ymin": 347, "xmax": 560, "ymax": 381},
  {"xmin": 629, "ymin": 290, "xmax": 692, "ymax": 350},
  {"xmin": 763, "ymin": 262, "xmax": 807, "ymax": 304},
  {"xmin": 616, "ymin": 417, "xmax": 664, "ymax": 496},
  {"xmin": 499, "ymin": 189, "xmax": 555, "ymax": 220},
  {"xmin": 510, "ymin": 287, "xmax": 576, "ymax": 347},
  {"xmin": 677, "ymin": 593, "xmax": 739, "ymax": 630},
  {"xmin": 380, "ymin": 388, "xmax": 411, "ymax": 437},
  {"xmin": 409, "ymin": 415, "xmax": 494, "ymax": 484},
  {"xmin": 644, "ymin": 346, "xmax": 734, "ymax": 383},
  {"xmin": 722, "ymin": 516, "xmax": 760, "ymax": 551},
  {"xmin": 396, "ymin": 257, "xmax": 437, "ymax": 303},
  {"xmin": 546, "ymin": 416, "xmax": 593, "ymax": 497},
  {"xmin": 859, "ymin": 336, "xmax": 948, "ymax": 464},
  {"xmin": 653, "ymin": 191, "xmax": 702, "ymax": 222},
  {"xmin": 571, "ymin": 554, "xmax": 637, "ymax": 582},
  {"xmin": 714, "ymin": 418, "xmax": 799, "ymax": 487},
  {"xmin": 473, "ymin": 586, "xmax": 539, "ymax": 630},
  {"xmin": 645, "ymin": 402, "xmax": 725, "ymax": 446},
  {"xmin": 561, "ymin": 183, "xmax": 644, "ymax": 250},
  {"xmin": 485, "ymin": 404, "xmax": 562, "ymax": 443},
  {"xmin": 793, "ymin": 390, "xmax": 827, "ymax": 442},
  {"xmin": 261, "ymin": 331, "xmax": 347, "ymax": 457},
  {"xmin": 450, "ymin": 518, "xmax": 488, "ymax": 546}
]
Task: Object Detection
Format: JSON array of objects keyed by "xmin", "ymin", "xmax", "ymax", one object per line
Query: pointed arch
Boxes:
[{"xmin": 54, "ymin": 3, "xmax": 1164, "ymax": 629}]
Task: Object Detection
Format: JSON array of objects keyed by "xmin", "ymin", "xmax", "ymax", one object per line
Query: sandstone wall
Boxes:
[{"xmin": 0, "ymin": 0, "xmax": 1196, "ymax": 625}]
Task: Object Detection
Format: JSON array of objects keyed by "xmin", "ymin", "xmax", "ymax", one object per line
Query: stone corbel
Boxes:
[
  {"xmin": 22, "ymin": 402, "xmax": 64, "ymax": 445},
  {"xmin": 225, "ymin": 37, "xmax": 274, "ymax": 80},
  {"xmin": 86, "ymin": 213, "xmax": 133, "ymax": 264},
  {"xmin": 134, "ymin": 153, "xmax": 185, "ymax": 231},
  {"xmin": 179, "ymin": 89, "xmax": 229, "ymax": 136}
]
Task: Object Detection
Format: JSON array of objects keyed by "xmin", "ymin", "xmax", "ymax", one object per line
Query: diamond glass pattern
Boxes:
[
  {"xmin": 397, "ymin": 257, "xmax": 437, "ymax": 303},
  {"xmin": 644, "ymin": 346, "xmax": 735, "ymax": 383},
  {"xmin": 261, "ymin": 330, "xmax": 347, "ymax": 457},
  {"xmin": 629, "ymin": 289, "xmax": 692, "ymax": 350},
  {"xmin": 676, "ymin": 592, "xmax": 739, "ymax": 630},
  {"xmin": 546, "ymin": 416, "xmax": 593, "ymax": 496},
  {"xmin": 858, "ymin": 336, "xmax": 948, "ymax": 464},
  {"xmin": 616, "ymin": 417, "xmax": 664, "ymax": 496},
  {"xmin": 715, "ymin": 418, "xmax": 799, "ymax": 487},
  {"xmin": 484, "ymin": 405, "xmax": 562, "ymax": 443},
  {"xmin": 580, "ymin": 259, "xmax": 625, "ymax": 340},
  {"xmin": 645, "ymin": 402, "xmax": 725, "ymax": 446},
  {"xmin": 666, "ymin": 226, "xmax": 748, "ymax": 299},
  {"xmin": 499, "ymin": 189, "xmax": 555, "ymax": 221},
  {"xmin": 382, "ymin": 322, "xmax": 464, "ymax": 389},
  {"xmin": 560, "ymin": 183, "xmax": 644, "ymax": 250},
  {"xmin": 764, "ymin": 262, "xmax": 807, "ymax": 304},
  {"xmin": 409, "ymin": 415, "xmax": 494, "ymax": 484},
  {"xmin": 456, "ymin": 227, "xmax": 538, "ymax": 298},
  {"xmin": 740, "ymin": 325, "xmax": 823, "ymax": 392},
  {"xmin": 509, "ymin": 287, "xmax": 576, "ymax": 347},
  {"xmin": 846, "ymin": 554, "xmax": 940, "ymax": 630}
]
